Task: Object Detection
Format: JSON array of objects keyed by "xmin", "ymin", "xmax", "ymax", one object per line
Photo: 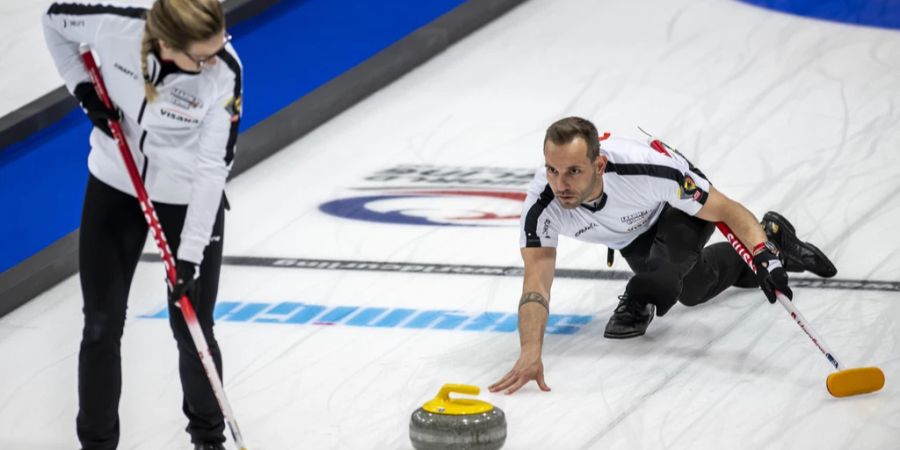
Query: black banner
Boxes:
[{"xmin": 139, "ymin": 254, "xmax": 900, "ymax": 293}]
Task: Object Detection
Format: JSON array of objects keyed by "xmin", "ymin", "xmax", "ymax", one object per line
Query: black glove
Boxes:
[
  {"xmin": 74, "ymin": 82, "xmax": 120, "ymax": 138},
  {"xmin": 752, "ymin": 241, "xmax": 793, "ymax": 303},
  {"xmin": 168, "ymin": 260, "xmax": 198, "ymax": 306}
]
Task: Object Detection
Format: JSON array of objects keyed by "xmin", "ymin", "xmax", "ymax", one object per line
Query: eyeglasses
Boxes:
[{"xmin": 183, "ymin": 33, "xmax": 232, "ymax": 69}]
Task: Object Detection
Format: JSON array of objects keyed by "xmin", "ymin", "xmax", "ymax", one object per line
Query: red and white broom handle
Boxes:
[
  {"xmin": 717, "ymin": 221, "xmax": 842, "ymax": 371},
  {"xmin": 80, "ymin": 48, "xmax": 247, "ymax": 449}
]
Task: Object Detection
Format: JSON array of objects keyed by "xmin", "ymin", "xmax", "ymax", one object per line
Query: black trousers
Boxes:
[
  {"xmin": 619, "ymin": 205, "xmax": 758, "ymax": 316},
  {"xmin": 77, "ymin": 175, "xmax": 226, "ymax": 449}
]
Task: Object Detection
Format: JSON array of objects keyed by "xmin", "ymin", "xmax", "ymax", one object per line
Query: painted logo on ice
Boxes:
[
  {"xmin": 320, "ymin": 190, "xmax": 526, "ymax": 227},
  {"xmin": 319, "ymin": 165, "xmax": 535, "ymax": 227},
  {"xmin": 143, "ymin": 301, "xmax": 593, "ymax": 335}
]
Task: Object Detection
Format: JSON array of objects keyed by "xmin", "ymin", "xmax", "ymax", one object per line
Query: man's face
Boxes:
[{"xmin": 544, "ymin": 137, "xmax": 606, "ymax": 209}]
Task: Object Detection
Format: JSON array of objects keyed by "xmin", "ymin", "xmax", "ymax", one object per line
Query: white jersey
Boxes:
[
  {"xmin": 43, "ymin": 2, "xmax": 243, "ymax": 265},
  {"xmin": 519, "ymin": 136, "xmax": 711, "ymax": 250}
]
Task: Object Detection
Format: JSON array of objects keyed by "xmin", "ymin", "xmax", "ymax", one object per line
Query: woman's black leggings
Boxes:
[
  {"xmin": 620, "ymin": 205, "xmax": 759, "ymax": 316},
  {"xmin": 76, "ymin": 175, "xmax": 226, "ymax": 449}
]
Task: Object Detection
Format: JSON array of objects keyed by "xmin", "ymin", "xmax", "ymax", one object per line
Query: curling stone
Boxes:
[{"xmin": 410, "ymin": 384, "xmax": 506, "ymax": 450}]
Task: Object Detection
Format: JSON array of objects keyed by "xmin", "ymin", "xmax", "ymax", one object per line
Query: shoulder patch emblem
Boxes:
[
  {"xmin": 679, "ymin": 175, "xmax": 698, "ymax": 199},
  {"xmin": 224, "ymin": 95, "xmax": 242, "ymax": 122}
]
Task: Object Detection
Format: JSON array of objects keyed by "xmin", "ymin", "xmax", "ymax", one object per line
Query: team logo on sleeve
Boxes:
[
  {"xmin": 225, "ymin": 95, "xmax": 242, "ymax": 122},
  {"xmin": 679, "ymin": 175, "xmax": 698, "ymax": 200},
  {"xmin": 542, "ymin": 218, "xmax": 553, "ymax": 239},
  {"xmin": 319, "ymin": 165, "xmax": 533, "ymax": 227}
]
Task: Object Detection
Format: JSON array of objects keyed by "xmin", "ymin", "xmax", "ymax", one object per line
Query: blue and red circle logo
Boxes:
[{"xmin": 319, "ymin": 190, "xmax": 526, "ymax": 226}]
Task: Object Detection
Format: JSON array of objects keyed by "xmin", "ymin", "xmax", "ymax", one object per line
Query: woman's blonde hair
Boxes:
[{"xmin": 140, "ymin": 0, "xmax": 225, "ymax": 101}]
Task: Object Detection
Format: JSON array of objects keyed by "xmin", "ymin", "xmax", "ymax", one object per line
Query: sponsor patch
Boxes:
[
  {"xmin": 64, "ymin": 19, "xmax": 85, "ymax": 28},
  {"xmin": 575, "ymin": 222, "xmax": 596, "ymax": 237},
  {"xmin": 113, "ymin": 62, "xmax": 138, "ymax": 80},
  {"xmin": 159, "ymin": 107, "xmax": 200, "ymax": 125},
  {"xmin": 169, "ymin": 88, "xmax": 203, "ymax": 109}
]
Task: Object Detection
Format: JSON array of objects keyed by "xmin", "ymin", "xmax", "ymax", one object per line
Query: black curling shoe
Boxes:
[
  {"xmin": 762, "ymin": 211, "xmax": 837, "ymax": 278},
  {"xmin": 194, "ymin": 443, "xmax": 226, "ymax": 450},
  {"xmin": 604, "ymin": 293, "xmax": 655, "ymax": 339}
]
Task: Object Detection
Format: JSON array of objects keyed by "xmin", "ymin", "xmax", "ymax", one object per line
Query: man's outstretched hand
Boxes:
[{"xmin": 489, "ymin": 353, "xmax": 551, "ymax": 395}]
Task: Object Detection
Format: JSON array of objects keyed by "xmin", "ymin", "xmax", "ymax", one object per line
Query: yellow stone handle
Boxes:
[
  {"xmin": 437, "ymin": 384, "xmax": 480, "ymax": 401},
  {"xmin": 423, "ymin": 384, "xmax": 493, "ymax": 415}
]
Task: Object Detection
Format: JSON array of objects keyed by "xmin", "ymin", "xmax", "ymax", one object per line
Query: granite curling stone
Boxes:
[{"xmin": 410, "ymin": 384, "xmax": 507, "ymax": 450}]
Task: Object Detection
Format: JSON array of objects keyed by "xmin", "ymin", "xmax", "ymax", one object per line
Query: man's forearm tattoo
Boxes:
[{"xmin": 519, "ymin": 292, "xmax": 549, "ymax": 311}]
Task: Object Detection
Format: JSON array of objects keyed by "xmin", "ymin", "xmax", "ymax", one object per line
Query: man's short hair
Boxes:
[{"xmin": 544, "ymin": 116, "xmax": 600, "ymax": 160}]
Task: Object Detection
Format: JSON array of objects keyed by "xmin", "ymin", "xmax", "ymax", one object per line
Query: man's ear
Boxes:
[{"xmin": 596, "ymin": 154, "xmax": 608, "ymax": 174}]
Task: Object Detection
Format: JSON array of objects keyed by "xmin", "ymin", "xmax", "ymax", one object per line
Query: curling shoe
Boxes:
[
  {"xmin": 194, "ymin": 443, "xmax": 225, "ymax": 450},
  {"xmin": 762, "ymin": 211, "xmax": 837, "ymax": 278},
  {"xmin": 604, "ymin": 293, "xmax": 655, "ymax": 339}
]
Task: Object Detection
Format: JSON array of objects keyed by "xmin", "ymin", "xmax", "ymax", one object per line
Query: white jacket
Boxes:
[{"xmin": 43, "ymin": 1, "xmax": 243, "ymax": 265}]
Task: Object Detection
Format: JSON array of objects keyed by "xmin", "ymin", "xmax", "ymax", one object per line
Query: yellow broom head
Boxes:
[{"xmin": 826, "ymin": 367, "xmax": 885, "ymax": 397}]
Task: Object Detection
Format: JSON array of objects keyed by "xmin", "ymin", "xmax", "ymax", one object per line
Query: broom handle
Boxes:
[{"xmin": 716, "ymin": 222, "xmax": 842, "ymax": 371}]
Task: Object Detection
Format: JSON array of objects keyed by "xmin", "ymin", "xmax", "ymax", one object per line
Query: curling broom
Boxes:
[{"xmin": 717, "ymin": 222, "xmax": 884, "ymax": 397}]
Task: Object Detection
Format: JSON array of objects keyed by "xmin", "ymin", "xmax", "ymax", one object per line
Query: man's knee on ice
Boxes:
[{"xmin": 626, "ymin": 271, "xmax": 681, "ymax": 317}]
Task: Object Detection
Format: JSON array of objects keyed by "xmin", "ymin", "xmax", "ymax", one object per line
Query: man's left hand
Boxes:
[{"xmin": 752, "ymin": 242, "xmax": 792, "ymax": 303}]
